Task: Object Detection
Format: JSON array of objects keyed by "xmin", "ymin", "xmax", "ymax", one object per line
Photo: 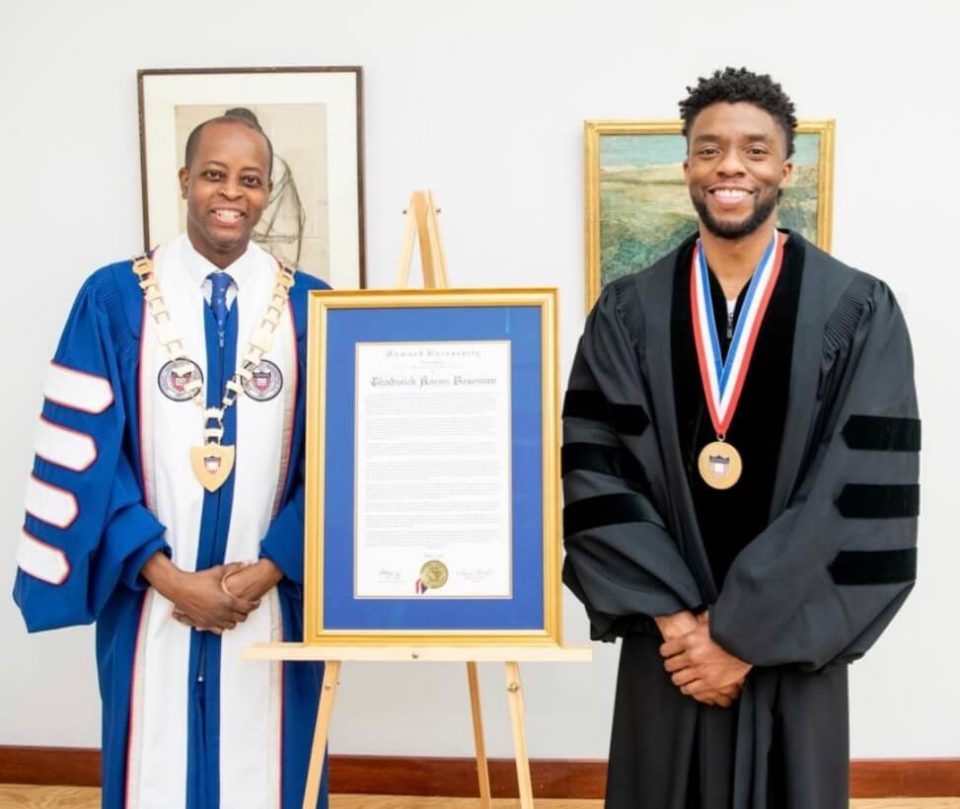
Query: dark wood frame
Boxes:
[{"xmin": 137, "ymin": 66, "xmax": 366, "ymax": 287}]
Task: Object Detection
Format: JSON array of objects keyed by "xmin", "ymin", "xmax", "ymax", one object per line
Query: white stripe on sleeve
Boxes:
[
  {"xmin": 44, "ymin": 362, "xmax": 114, "ymax": 414},
  {"xmin": 25, "ymin": 475, "xmax": 78, "ymax": 529},
  {"xmin": 16, "ymin": 527, "xmax": 70, "ymax": 584},
  {"xmin": 35, "ymin": 418, "xmax": 97, "ymax": 471}
]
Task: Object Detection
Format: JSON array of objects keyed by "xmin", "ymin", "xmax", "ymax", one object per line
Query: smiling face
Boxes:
[
  {"xmin": 178, "ymin": 121, "xmax": 272, "ymax": 268},
  {"xmin": 683, "ymin": 102, "xmax": 794, "ymax": 241}
]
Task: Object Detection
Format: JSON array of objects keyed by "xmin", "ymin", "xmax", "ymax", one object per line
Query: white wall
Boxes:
[{"xmin": 1, "ymin": 0, "xmax": 957, "ymax": 761}]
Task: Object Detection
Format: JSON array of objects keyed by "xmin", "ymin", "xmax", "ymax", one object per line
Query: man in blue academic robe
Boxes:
[{"xmin": 15, "ymin": 109, "xmax": 329, "ymax": 809}]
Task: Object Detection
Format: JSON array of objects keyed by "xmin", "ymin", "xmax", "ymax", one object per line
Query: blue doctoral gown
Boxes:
[{"xmin": 15, "ymin": 237, "xmax": 329, "ymax": 809}]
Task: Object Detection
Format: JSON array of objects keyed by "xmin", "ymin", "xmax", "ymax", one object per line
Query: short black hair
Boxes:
[
  {"xmin": 183, "ymin": 107, "xmax": 274, "ymax": 175},
  {"xmin": 679, "ymin": 67, "xmax": 797, "ymax": 157}
]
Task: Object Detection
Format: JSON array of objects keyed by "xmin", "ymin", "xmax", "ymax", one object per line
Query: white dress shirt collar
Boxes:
[{"xmin": 176, "ymin": 233, "xmax": 260, "ymax": 293}]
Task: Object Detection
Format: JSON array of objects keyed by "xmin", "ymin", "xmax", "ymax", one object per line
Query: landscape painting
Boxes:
[{"xmin": 584, "ymin": 120, "xmax": 834, "ymax": 308}]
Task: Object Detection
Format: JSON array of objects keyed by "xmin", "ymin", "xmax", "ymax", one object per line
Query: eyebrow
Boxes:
[
  {"xmin": 200, "ymin": 159, "xmax": 265, "ymax": 173},
  {"xmin": 693, "ymin": 132, "xmax": 774, "ymax": 143}
]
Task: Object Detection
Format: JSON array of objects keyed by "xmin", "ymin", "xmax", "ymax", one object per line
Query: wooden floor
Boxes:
[{"xmin": 1, "ymin": 786, "xmax": 958, "ymax": 808}]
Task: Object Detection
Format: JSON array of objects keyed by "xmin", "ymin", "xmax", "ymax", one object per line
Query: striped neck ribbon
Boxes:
[{"xmin": 690, "ymin": 230, "xmax": 785, "ymax": 439}]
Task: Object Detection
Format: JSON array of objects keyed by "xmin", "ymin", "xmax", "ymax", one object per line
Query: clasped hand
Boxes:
[
  {"xmin": 141, "ymin": 553, "xmax": 283, "ymax": 634},
  {"xmin": 654, "ymin": 610, "xmax": 751, "ymax": 708}
]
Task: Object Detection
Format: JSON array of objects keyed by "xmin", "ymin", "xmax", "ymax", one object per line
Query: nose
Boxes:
[
  {"xmin": 217, "ymin": 178, "xmax": 242, "ymax": 199},
  {"xmin": 716, "ymin": 148, "xmax": 746, "ymax": 177}
]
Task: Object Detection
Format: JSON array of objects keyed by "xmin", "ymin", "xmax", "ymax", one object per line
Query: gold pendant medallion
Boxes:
[
  {"xmin": 190, "ymin": 444, "xmax": 236, "ymax": 492},
  {"xmin": 697, "ymin": 440, "xmax": 742, "ymax": 490}
]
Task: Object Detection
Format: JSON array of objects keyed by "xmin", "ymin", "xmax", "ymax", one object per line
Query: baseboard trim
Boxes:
[
  {"xmin": 850, "ymin": 759, "xmax": 960, "ymax": 799},
  {"xmin": 0, "ymin": 746, "xmax": 100, "ymax": 788},
  {"xmin": 329, "ymin": 755, "xmax": 606, "ymax": 798},
  {"xmin": 1, "ymin": 747, "xmax": 957, "ymax": 798}
]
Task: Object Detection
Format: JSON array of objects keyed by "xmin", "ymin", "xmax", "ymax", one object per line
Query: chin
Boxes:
[
  {"xmin": 707, "ymin": 218, "xmax": 760, "ymax": 240},
  {"xmin": 693, "ymin": 197, "xmax": 776, "ymax": 241},
  {"xmin": 210, "ymin": 234, "xmax": 249, "ymax": 252}
]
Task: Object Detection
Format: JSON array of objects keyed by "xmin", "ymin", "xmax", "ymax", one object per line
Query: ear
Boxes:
[
  {"xmin": 778, "ymin": 159, "xmax": 795, "ymax": 190},
  {"xmin": 682, "ymin": 158, "xmax": 690, "ymax": 183},
  {"xmin": 178, "ymin": 167, "xmax": 189, "ymax": 199}
]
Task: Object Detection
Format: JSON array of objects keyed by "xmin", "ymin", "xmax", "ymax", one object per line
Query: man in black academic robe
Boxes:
[{"xmin": 563, "ymin": 68, "xmax": 919, "ymax": 809}]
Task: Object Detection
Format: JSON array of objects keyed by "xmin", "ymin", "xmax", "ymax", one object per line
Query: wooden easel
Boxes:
[
  {"xmin": 395, "ymin": 189, "xmax": 450, "ymax": 288},
  {"xmin": 245, "ymin": 644, "xmax": 592, "ymax": 809},
  {"xmin": 391, "ymin": 190, "xmax": 558, "ymax": 807},
  {"xmin": 246, "ymin": 192, "xmax": 592, "ymax": 809}
]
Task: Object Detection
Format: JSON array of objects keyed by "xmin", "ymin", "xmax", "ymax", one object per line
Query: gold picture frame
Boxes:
[
  {"xmin": 584, "ymin": 119, "xmax": 835, "ymax": 309},
  {"xmin": 304, "ymin": 288, "xmax": 562, "ymax": 647}
]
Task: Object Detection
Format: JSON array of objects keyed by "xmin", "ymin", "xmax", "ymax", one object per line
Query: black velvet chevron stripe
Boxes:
[
  {"xmin": 562, "ymin": 390, "xmax": 649, "ymax": 435},
  {"xmin": 842, "ymin": 415, "xmax": 921, "ymax": 452},
  {"xmin": 561, "ymin": 443, "xmax": 650, "ymax": 490},
  {"xmin": 835, "ymin": 484, "xmax": 920, "ymax": 519},
  {"xmin": 564, "ymin": 493, "xmax": 661, "ymax": 536},
  {"xmin": 828, "ymin": 548, "xmax": 917, "ymax": 585}
]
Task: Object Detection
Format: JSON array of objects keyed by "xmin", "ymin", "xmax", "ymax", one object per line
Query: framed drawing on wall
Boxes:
[
  {"xmin": 138, "ymin": 66, "xmax": 366, "ymax": 289},
  {"xmin": 304, "ymin": 288, "xmax": 562, "ymax": 647},
  {"xmin": 584, "ymin": 119, "xmax": 835, "ymax": 309}
]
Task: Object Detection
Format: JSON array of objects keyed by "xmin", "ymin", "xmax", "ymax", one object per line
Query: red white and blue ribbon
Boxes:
[{"xmin": 690, "ymin": 230, "xmax": 785, "ymax": 438}]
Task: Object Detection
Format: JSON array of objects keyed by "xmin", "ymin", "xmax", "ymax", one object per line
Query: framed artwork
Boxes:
[
  {"xmin": 138, "ymin": 66, "xmax": 365, "ymax": 289},
  {"xmin": 304, "ymin": 289, "xmax": 562, "ymax": 646},
  {"xmin": 584, "ymin": 119, "xmax": 835, "ymax": 308}
]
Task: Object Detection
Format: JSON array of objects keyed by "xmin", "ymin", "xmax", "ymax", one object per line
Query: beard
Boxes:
[{"xmin": 692, "ymin": 191, "xmax": 778, "ymax": 240}]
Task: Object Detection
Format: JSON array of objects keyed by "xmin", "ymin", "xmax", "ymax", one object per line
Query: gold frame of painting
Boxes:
[
  {"xmin": 304, "ymin": 288, "xmax": 562, "ymax": 647},
  {"xmin": 584, "ymin": 119, "xmax": 835, "ymax": 310}
]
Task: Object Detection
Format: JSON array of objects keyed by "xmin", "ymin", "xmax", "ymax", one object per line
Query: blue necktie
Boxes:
[{"xmin": 209, "ymin": 272, "xmax": 233, "ymax": 343}]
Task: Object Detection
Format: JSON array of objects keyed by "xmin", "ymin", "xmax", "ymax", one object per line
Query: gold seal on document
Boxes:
[{"xmin": 420, "ymin": 560, "xmax": 449, "ymax": 590}]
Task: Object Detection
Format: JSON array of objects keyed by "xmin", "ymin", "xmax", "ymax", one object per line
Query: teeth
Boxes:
[
  {"xmin": 714, "ymin": 189, "xmax": 749, "ymax": 199},
  {"xmin": 214, "ymin": 209, "xmax": 242, "ymax": 220}
]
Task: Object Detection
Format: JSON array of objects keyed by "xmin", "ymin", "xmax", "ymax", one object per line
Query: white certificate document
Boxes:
[{"xmin": 354, "ymin": 341, "xmax": 513, "ymax": 598}]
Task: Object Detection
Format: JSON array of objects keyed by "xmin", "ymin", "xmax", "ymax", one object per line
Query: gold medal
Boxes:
[
  {"xmin": 419, "ymin": 560, "xmax": 449, "ymax": 590},
  {"xmin": 190, "ymin": 445, "xmax": 236, "ymax": 492},
  {"xmin": 697, "ymin": 440, "xmax": 742, "ymax": 490}
]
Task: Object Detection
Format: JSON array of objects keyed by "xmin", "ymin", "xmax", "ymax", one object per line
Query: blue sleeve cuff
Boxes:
[
  {"xmin": 259, "ymin": 545, "xmax": 302, "ymax": 599},
  {"xmin": 122, "ymin": 537, "xmax": 171, "ymax": 591},
  {"xmin": 259, "ymin": 488, "xmax": 305, "ymax": 586},
  {"xmin": 103, "ymin": 504, "xmax": 168, "ymax": 591}
]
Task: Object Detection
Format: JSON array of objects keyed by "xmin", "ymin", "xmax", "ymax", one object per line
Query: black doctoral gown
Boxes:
[{"xmin": 562, "ymin": 232, "xmax": 920, "ymax": 809}]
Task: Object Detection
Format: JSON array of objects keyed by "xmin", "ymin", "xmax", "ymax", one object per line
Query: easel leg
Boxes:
[
  {"xmin": 412, "ymin": 192, "xmax": 438, "ymax": 287},
  {"xmin": 424, "ymin": 191, "xmax": 450, "ymax": 287},
  {"xmin": 394, "ymin": 201, "xmax": 418, "ymax": 288},
  {"xmin": 466, "ymin": 662, "xmax": 493, "ymax": 809},
  {"xmin": 302, "ymin": 660, "xmax": 342, "ymax": 809},
  {"xmin": 505, "ymin": 662, "xmax": 535, "ymax": 808}
]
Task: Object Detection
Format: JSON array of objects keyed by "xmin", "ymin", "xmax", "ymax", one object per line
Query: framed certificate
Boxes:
[{"xmin": 304, "ymin": 289, "xmax": 561, "ymax": 646}]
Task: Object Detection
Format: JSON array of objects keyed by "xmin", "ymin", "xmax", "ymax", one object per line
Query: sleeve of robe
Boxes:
[
  {"xmin": 259, "ymin": 457, "xmax": 307, "ymax": 587},
  {"xmin": 258, "ymin": 271, "xmax": 330, "ymax": 588},
  {"xmin": 563, "ymin": 280, "xmax": 704, "ymax": 641},
  {"xmin": 13, "ymin": 271, "xmax": 169, "ymax": 632},
  {"xmin": 710, "ymin": 275, "xmax": 920, "ymax": 670}
]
